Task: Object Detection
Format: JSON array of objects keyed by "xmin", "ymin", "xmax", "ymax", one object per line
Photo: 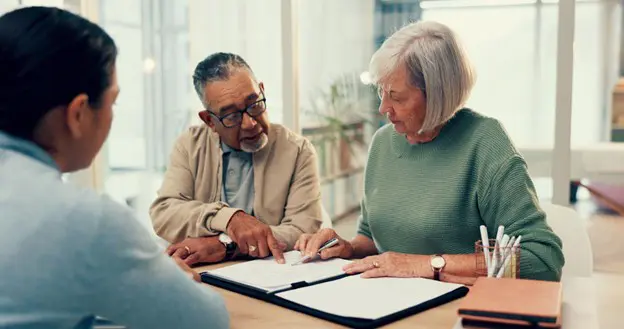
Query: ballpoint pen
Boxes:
[
  {"xmin": 488, "ymin": 226, "xmax": 505, "ymax": 277},
  {"xmin": 291, "ymin": 238, "xmax": 339, "ymax": 266},
  {"xmin": 496, "ymin": 235, "xmax": 522, "ymax": 278}
]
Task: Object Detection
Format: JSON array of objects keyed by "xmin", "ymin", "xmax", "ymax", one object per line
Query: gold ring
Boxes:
[
  {"xmin": 184, "ymin": 246, "xmax": 191, "ymax": 254},
  {"xmin": 249, "ymin": 245, "xmax": 257, "ymax": 252},
  {"xmin": 373, "ymin": 261, "xmax": 380, "ymax": 268}
]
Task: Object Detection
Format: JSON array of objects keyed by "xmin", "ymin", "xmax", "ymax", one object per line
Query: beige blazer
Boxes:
[{"xmin": 149, "ymin": 123, "xmax": 322, "ymax": 249}]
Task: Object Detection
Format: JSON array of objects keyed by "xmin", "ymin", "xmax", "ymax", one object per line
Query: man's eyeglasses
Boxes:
[{"xmin": 208, "ymin": 97, "xmax": 267, "ymax": 128}]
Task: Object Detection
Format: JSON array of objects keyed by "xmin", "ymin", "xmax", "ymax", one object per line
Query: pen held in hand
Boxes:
[{"xmin": 291, "ymin": 238, "xmax": 339, "ymax": 266}]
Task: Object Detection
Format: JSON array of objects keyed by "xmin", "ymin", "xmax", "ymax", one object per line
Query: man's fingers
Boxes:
[
  {"xmin": 184, "ymin": 253, "xmax": 200, "ymax": 266},
  {"xmin": 360, "ymin": 268, "xmax": 386, "ymax": 279},
  {"xmin": 257, "ymin": 238, "xmax": 270, "ymax": 258},
  {"xmin": 166, "ymin": 244, "xmax": 178, "ymax": 256},
  {"xmin": 190, "ymin": 271, "xmax": 201, "ymax": 282},
  {"xmin": 267, "ymin": 235, "xmax": 285, "ymax": 264},
  {"xmin": 247, "ymin": 234, "xmax": 260, "ymax": 257},
  {"xmin": 173, "ymin": 256, "xmax": 201, "ymax": 282},
  {"xmin": 237, "ymin": 237, "xmax": 249, "ymax": 255},
  {"xmin": 172, "ymin": 247, "xmax": 189, "ymax": 259}
]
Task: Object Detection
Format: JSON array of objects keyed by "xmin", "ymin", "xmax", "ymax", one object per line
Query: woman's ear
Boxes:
[{"xmin": 64, "ymin": 94, "xmax": 90, "ymax": 139}]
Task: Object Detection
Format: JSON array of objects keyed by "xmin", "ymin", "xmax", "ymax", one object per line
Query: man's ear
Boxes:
[
  {"xmin": 198, "ymin": 110, "xmax": 215, "ymax": 129},
  {"xmin": 65, "ymin": 94, "xmax": 90, "ymax": 139},
  {"xmin": 259, "ymin": 82, "xmax": 265, "ymax": 95}
]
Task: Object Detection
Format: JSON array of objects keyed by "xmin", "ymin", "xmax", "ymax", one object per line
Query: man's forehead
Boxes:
[{"xmin": 204, "ymin": 74, "xmax": 261, "ymax": 112}]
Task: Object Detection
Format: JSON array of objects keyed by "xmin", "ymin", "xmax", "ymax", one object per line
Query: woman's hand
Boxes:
[
  {"xmin": 294, "ymin": 228, "xmax": 354, "ymax": 261},
  {"xmin": 343, "ymin": 252, "xmax": 432, "ymax": 279}
]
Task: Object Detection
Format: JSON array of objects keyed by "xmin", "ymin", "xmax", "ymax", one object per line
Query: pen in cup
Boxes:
[
  {"xmin": 496, "ymin": 235, "xmax": 522, "ymax": 278},
  {"xmin": 479, "ymin": 225, "xmax": 491, "ymax": 275},
  {"xmin": 488, "ymin": 226, "xmax": 505, "ymax": 277},
  {"xmin": 291, "ymin": 238, "xmax": 339, "ymax": 266}
]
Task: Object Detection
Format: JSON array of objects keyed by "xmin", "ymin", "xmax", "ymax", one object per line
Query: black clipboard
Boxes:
[{"xmin": 201, "ymin": 271, "xmax": 469, "ymax": 329}]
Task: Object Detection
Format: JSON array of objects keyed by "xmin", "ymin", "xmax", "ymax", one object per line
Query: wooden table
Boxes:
[{"xmin": 195, "ymin": 263, "xmax": 597, "ymax": 329}]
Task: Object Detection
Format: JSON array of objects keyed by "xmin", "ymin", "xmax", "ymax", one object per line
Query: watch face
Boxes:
[
  {"xmin": 431, "ymin": 256, "xmax": 446, "ymax": 269},
  {"xmin": 219, "ymin": 234, "xmax": 232, "ymax": 245}
]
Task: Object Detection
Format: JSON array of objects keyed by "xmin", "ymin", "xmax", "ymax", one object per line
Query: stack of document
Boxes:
[
  {"xmin": 206, "ymin": 250, "xmax": 352, "ymax": 293},
  {"xmin": 276, "ymin": 275, "xmax": 466, "ymax": 320},
  {"xmin": 203, "ymin": 250, "xmax": 469, "ymax": 325}
]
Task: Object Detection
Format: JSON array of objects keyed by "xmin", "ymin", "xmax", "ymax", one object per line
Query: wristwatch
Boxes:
[
  {"xmin": 430, "ymin": 254, "xmax": 446, "ymax": 281},
  {"xmin": 218, "ymin": 233, "xmax": 237, "ymax": 260}
]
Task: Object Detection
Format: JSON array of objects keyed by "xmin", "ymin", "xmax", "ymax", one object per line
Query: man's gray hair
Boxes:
[
  {"xmin": 192, "ymin": 52, "xmax": 255, "ymax": 107},
  {"xmin": 369, "ymin": 21, "xmax": 476, "ymax": 133}
]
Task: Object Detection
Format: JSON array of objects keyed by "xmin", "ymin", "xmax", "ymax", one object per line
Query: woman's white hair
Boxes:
[{"xmin": 369, "ymin": 20, "xmax": 476, "ymax": 133}]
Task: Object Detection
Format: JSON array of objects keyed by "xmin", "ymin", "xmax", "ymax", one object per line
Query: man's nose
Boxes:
[{"xmin": 241, "ymin": 112, "xmax": 257, "ymax": 130}]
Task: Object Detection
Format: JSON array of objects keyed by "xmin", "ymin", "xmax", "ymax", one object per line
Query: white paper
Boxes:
[
  {"xmin": 277, "ymin": 275, "xmax": 465, "ymax": 320},
  {"xmin": 207, "ymin": 251, "xmax": 352, "ymax": 293}
]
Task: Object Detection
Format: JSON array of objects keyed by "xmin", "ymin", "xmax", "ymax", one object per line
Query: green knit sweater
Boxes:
[{"xmin": 357, "ymin": 109, "xmax": 565, "ymax": 281}]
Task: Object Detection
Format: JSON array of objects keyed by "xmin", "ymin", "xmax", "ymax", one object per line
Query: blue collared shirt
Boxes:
[
  {"xmin": 221, "ymin": 142, "xmax": 254, "ymax": 215},
  {"xmin": 0, "ymin": 131, "xmax": 228, "ymax": 329}
]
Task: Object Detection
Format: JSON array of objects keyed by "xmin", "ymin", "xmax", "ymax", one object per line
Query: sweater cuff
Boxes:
[{"xmin": 209, "ymin": 207, "xmax": 243, "ymax": 232}]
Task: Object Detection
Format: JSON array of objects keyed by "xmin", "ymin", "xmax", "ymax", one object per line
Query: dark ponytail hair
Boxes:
[{"xmin": 0, "ymin": 6, "xmax": 117, "ymax": 140}]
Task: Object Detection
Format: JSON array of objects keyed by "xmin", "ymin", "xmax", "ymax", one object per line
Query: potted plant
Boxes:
[{"xmin": 304, "ymin": 72, "xmax": 380, "ymax": 174}]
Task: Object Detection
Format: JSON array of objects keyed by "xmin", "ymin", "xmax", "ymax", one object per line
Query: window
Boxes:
[
  {"xmin": 101, "ymin": 0, "xmax": 287, "ymax": 223},
  {"xmin": 38, "ymin": 0, "xmax": 614, "ymax": 219}
]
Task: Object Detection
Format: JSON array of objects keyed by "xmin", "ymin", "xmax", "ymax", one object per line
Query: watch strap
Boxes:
[{"xmin": 223, "ymin": 241, "xmax": 237, "ymax": 260}]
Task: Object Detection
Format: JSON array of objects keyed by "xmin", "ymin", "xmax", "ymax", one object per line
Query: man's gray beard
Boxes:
[{"xmin": 240, "ymin": 133, "xmax": 268, "ymax": 153}]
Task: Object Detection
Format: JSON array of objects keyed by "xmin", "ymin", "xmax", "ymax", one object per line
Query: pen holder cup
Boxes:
[{"xmin": 475, "ymin": 239, "xmax": 521, "ymax": 279}]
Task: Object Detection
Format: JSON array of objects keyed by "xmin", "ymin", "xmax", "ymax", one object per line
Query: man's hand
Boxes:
[
  {"xmin": 172, "ymin": 256, "xmax": 201, "ymax": 282},
  {"xmin": 226, "ymin": 211, "xmax": 286, "ymax": 263},
  {"xmin": 166, "ymin": 237, "xmax": 226, "ymax": 266}
]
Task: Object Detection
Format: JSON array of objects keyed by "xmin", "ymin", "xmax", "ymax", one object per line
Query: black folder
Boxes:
[{"xmin": 201, "ymin": 270, "xmax": 469, "ymax": 329}]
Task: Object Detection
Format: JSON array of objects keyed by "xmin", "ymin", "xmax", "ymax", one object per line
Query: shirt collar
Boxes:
[
  {"xmin": 0, "ymin": 131, "xmax": 59, "ymax": 170},
  {"xmin": 220, "ymin": 141, "xmax": 234, "ymax": 155},
  {"xmin": 220, "ymin": 141, "xmax": 252, "ymax": 158}
]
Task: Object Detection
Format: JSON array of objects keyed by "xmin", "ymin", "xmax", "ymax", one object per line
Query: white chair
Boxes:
[
  {"xmin": 540, "ymin": 202, "xmax": 593, "ymax": 278},
  {"xmin": 320, "ymin": 205, "xmax": 333, "ymax": 229}
]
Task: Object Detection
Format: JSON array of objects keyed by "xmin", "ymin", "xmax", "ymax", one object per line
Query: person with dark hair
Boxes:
[
  {"xmin": 150, "ymin": 52, "xmax": 322, "ymax": 265},
  {"xmin": 0, "ymin": 6, "xmax": 228, "ymax": 329}
]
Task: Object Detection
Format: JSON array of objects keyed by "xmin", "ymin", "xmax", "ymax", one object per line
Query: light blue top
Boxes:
[
  {"xmin": 221, "ymin": 142, "xmax": 254, "ymax": 215},
  {"xmin": 0, "ymin": 132, "xmax": 229, "ymax": 329}
]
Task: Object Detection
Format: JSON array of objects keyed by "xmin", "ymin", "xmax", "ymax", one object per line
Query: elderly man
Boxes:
[{"xmin": 150, "ymin": 52, "xmax": 322, "ymax": 265}]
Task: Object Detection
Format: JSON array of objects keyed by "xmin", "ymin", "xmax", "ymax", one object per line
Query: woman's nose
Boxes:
[{"xmin": 378, "ymin": 101, "xmax": 391, "ymax": 116}]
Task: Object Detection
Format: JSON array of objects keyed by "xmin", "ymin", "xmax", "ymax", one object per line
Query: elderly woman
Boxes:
[{"xmin": 295, "ymin": 21, "xmax": 564, "ymax": 282}]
